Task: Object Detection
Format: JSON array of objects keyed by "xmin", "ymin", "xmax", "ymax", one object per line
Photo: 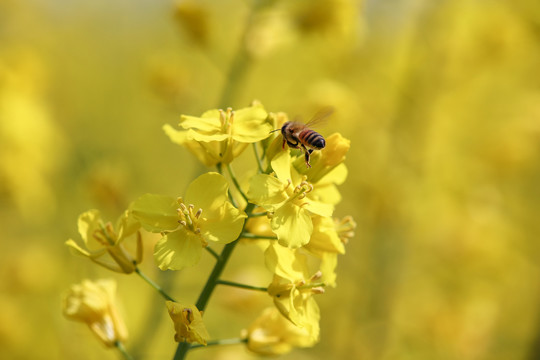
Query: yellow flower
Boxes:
[
  {"xmin": 164, "ymin": 102, "xmax": 272, "ymax": 166},
  {"xmin": 248, "ymin": 150, "xmax": 333, "ymax": 248},
  {"xmin": 242, "ymin": 307, "xmax": 317, "ymax": 356},
  {"xmin": 265, "ymin": 243, "xmax": 322, "ymax": 341},
  {"xmin": 62, "ymin": 279, "xmax": 128, "ymax": 347},
  {"xmin": 304, "ymin": 215, "xmax": 356, "ymax": 286},
  {"xmin": 293, "ymin": 132, "xmax": 350, "ymax": 205},
  {"xmin": 131, "ymin": 172, "xmax": 247, "ymax": 270},
  {"xmin": 65, "ymin": 210, "xmax": 142, "ymax": 274},
  {"xmin": 166, "ymin": 301, "xmax": 209, "ymax": 345}
]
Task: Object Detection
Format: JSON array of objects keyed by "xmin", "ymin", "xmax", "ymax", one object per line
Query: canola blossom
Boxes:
[
  {"xmin": 243, "ymin": 307, "xmax": 317, "ymax": 356},
  {"xmin": 65, "ymin": 210, "xmax": 142, "ymax": 274},
  {"xmin": 164, "ymin": 103, "xmax": 272, "ymax": 166},
  {"xmin": 248, "ymin": 150, "xmax": 334, "ymax": 248},
  {"xmin": 167, "ymin": 301, "xmax": 210, "ymax": 346},
  {"xmin": 64, "ymin": 102, "xmax": 354, "ymax": 359},
  {"xmin": 62, "ymin": 279, "xmax": 128, "ymax": 347},
  {"xmin": 265, "ymin": 243, "xmax": 322, "ymax": 340},
  {"xmin": 131, "ymin": 172, "xmax": 247, "ymax": 270}
]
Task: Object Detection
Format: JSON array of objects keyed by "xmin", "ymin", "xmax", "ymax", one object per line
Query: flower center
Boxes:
[
  {"xmin": 176, "ymin": 198, "xmax": 204, "ymax": 235},
  {"xmin": 93, "ymin": 222, "xmax": 117, "ymax": 246},
  {"xmin": 335, "ymin": 216, "xmax": 356, "ymax": 245},
  {"xmin": 218, "ymin": 108, "xmax": 234, "ymax": 134},
  {"xmin": 296, "ymin": 271, "xmax": 325, "ymax": 295},
  {"xmin": 270, "ymin": 271, "xmax": 326, "ymax": 298},
  {"xmin": 286, "ymin": 176, "xmax": 314, "ymax": 206}
]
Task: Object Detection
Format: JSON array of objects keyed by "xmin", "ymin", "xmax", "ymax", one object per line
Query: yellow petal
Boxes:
[
  {"xmin": 307, "ymin": 216, "xmax": 345, "ymax": 254},
  {"xmin": 116, "ymin": 210, "xmax": 140, "ymax": 239},
  {"xmin": 166, "ymin": 301, "xmax": 210, "ymax": 345},
  {"xmin": 131, "ymin": 194, "xmax": 179, "ymax": 232},
  {"xmin": 77, "ymin": 209, "xmax": 101, "ymax": 244},
  {"xmin": 62, "ymin": 279, "xmax": 128, "ymax": 347},
  {"xmin": 164, "ymin": 124, "xmax": 222, "ymax": 166},
  {"xmin": 319, "ymin": 252, "xmax": 338, "ymax": 287},
  {"xmin": 303, "ymin": 199, "xmax": 334, "ymax": 217},
  {"xmin": 185, "ymin": 172, "xmax": 230, "ymax": 211},
  {"xmin": 271, "ymin": 202, "xmax": 313, "ymax": 248},
  {"xmin": 201, "ymin": 202, "xmax": 246, "ymax": 243},
  {"xmin": 179, "ymin": 112, "xmax": 221, "ymax": 132},
  {"xmin": 154, "ymin": 229, "xmax": 203, "ymax": 271},
  {"xmin": 271, "ymin": 149, "xmax": 292, "ymax": 181},
  {"xmin": 265, "ymin": 243, "xmax": 307, "ymax": 280},
  {"xmin": 231, "ymin": 105, "xmax": 272, "ymax": 142},
  {"xmin": 247, "ymin": 174, "xmax": 288, "ymax": 208},
  {"xmin": 186, "ymin": 128, "xmax": 229, "ymax": 142},
  {"xmin": 65, "ymin": 239, "xmax": 106, "ymax": 258},
  {"xmin": 245, "ymin": 307, "xmax": 317, "ymax": 356}
]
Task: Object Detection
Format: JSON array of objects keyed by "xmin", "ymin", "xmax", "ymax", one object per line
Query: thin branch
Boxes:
[
  {"xmin": 252, "ymin": 143, "xmax": 264, "ymax": 173},
  {"xmin": 226, "ymin": 163, "xmax": 249, "ymax": 203},
  {"xmin": 205, "ymin": 246, "xmax": 220, "ymax": 260},
  {"xmin": 216, "ymin": 279, "xmax": 267, "ymax": 292},
  {"xmin": 135, "ymin": 266, "xmax": 176, "ymax": 302},
  {"xmin": 241, "ymin": 232, "xmax": 277, "ymax": 240}
]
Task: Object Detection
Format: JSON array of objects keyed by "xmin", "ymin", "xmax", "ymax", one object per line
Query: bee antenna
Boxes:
[{"xmin": 269, "ymin": 128, "xmax": 281, "ymax": 134}]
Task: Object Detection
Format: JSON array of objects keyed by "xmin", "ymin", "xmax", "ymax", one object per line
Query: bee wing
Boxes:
[{"xmin": 304, "ymin": 106, "xmax": 334, "ymax": 128}]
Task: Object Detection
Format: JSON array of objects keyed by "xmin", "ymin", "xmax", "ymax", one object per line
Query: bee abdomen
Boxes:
[{"xmin": 299, "ymin": 129, "xmax": 325, "ymax": 150}]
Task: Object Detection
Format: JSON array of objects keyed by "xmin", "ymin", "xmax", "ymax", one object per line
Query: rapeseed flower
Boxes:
[
  {"xmin": 305, "ymin": 215, "xmax": 356, "ymax": 286},
  {"xmin": 243, "ymin": 307, "xmax": 317, "ymax": 355},
  {"xmin": 248, "ymin": 150, "xmax": 333, "ymax": 248},
  {"xmin": 131, "ymin": 172, "xmax": 246, "ymax": 270},
  {"xmin": 62, "ymin": 279, "xmax": 128, "ymax": 347},
  {"xmin": 293, "ymin": 132, "xmax": 350, "ymax": 205},
  {"xmin": 164, "ymin": 103, "xmax": 272, "ymax": 166},
  {"xmin": 65, "ymin": 210, "xmax": 142, "ymax": 274},
  {"xmin": 166, "ymin": 301, "xmax": 209, "ymax": 345},
  {"xmin": 265, "ymin": 243, "xmax": 322, "ymax": 341}
]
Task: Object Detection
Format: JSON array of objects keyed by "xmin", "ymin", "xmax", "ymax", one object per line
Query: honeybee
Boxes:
[{"xmin": 271, "ymin": 107, "xmax": 333, "ymax": 167}]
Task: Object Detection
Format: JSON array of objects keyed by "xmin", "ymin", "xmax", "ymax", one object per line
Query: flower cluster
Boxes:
[{"xmin": 63, "ymin": 102, "xmax": 355, "ymax": 358}]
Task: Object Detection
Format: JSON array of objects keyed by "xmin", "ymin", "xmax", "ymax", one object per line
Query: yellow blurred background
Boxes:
[{"xmin": 1, "ymin": 0, "xmax": 540, "ymax": 359}]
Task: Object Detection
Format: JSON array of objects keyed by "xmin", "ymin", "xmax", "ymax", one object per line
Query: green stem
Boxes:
[
  {"xmin": 115, "ymin": 341, "xmax": 134, "ymax": 360},
  {"xmin": 241, "ymin": 232, "xmax": 277, "ymax": 240},
  {"xmin": 216, "ymin": 162, "xmax": 238, "ymax": 208},
  {"xmin": 217, "ymin": 279, "xmax": 267, "ymax": 292},
  {"xmin": 173, "ymin": 204, "xmax": 256, "ymax": 360},
  {"xmin": 135, "ymin": 266, "xmax": 176, "ymax": 302},
  {"xmin": 252, "ymin": 143, "xmax": 264, "ymax": 173},
  {"xmin": 190, "ymin": 337, "xmax": 247, "ymax": 350},
  {"xmin": 204, "ymin": 246, "xmax": 220, "ymax": 260},
  {"xmin": 130, "ymin": 271, "xmax": 175, "ymax": 359},
  {"xmin": 226, "ymin": 163, "xmax": 249, "ymax": 203}
]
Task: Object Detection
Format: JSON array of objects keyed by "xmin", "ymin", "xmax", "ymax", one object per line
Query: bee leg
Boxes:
[
  {"xmin": 287, "ymin": 140, "xmax": 300, "ymax": 149},
  {"xmin": 282, "ymin": 137, "xmax": 287, "ymax": 149},
  {"xmin": 301, "ymin": 145, "xmax": 312, "ymax": 168}
]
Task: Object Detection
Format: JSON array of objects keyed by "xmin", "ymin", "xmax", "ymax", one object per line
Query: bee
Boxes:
[{"xmin": 270, "ymin": 107, "xmax": 333, "ymax": 167}]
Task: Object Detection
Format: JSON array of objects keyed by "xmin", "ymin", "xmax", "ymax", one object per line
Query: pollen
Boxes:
[
  {"xmin": 291, "ymin": 178, "xmax": 314, "ymax": 202},
  {"xmin": 218, "ymin": 108, "xmax": 234, "ymax": 134},
  {"xmin": 335, "ymin": 216, "xmax": 356, "ymax": 245},
  {"xmin": 176, "ymin": 199, "xmax": 205, "ymax": 234},
  {"xmin": 93, "ymin": 222, "xmax": 117, "ymax": 246}
]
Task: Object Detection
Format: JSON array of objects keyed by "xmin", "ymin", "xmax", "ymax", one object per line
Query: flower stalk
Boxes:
[
  {"xmin": 135, "ymin": 266, "xmax": 176, "ymax": 302},
  {"xmin": 115, "ymin": 341, "xmax": 135, "ymax": 360},
  {"xmin": 173, "ymin": 203, "xmax": 256, "ymax": 360},
  {"xmin": 190, "ymin": 337, "xmax": 247, "ymax": 350},
  {"xmin": 216, "ymin": 279, "xmax": 268, "ymax": 292}
]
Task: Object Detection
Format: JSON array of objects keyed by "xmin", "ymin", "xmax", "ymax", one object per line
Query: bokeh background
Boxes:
[{"xmin": 2, "ymin": 0, "xmax": 540, "ymax": 359}]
